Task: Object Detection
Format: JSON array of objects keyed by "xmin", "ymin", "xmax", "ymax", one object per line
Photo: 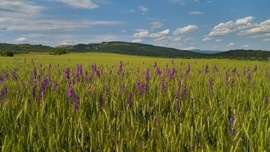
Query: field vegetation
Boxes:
[{"xmin": 0, "ymin": 53, "xmax": 270, "ymax": 151}]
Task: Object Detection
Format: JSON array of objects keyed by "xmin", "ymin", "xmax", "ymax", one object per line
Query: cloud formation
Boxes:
[
  {"xmin": 205, "ymin": 16, "xmax": 270, "ymax": 42},
  {"xmin": 139, "ymin": 5, "xmax": 148, "ymax": 14},
  {"xmin": 133, "ymin": 29, "xmax": 170, "ymax": 39},
  {"xmin": 149, "ymin": 22, "xmax": 163, "ymax": 30},
  {"xmin": 0, "ymin": 0, "xmax": 123, "ymax": 32},
  {"xmin": 173, "ymin": 25, "xmax": 198, "ymax": 36},
  {"xmin": 55, "ymin": 0, "xmax": 98, "ymax": 9}
]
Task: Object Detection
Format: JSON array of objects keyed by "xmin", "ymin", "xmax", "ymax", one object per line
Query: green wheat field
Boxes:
[{"xmin": 0, "ymin": 53, "xmax": 270, "ymax": 151}]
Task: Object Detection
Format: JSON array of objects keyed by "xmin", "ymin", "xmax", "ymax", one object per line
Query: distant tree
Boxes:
[
  {"xmin": 50, "ymin": 49, "xmax": 68, "ymax": 55},
  {"xmin": 1, "ymin": 51, "xmax": 14, "ymax": 57}
]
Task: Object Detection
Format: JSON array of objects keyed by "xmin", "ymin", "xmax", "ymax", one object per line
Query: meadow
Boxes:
[{"xmin": 0, "ymin": 52, "xmax": 270, "ymax": 151}]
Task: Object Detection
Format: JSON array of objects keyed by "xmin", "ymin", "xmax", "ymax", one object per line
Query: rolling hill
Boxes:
[{"xmin": 1, "ymin": 41, "xmax": 270, "ymax": 60}]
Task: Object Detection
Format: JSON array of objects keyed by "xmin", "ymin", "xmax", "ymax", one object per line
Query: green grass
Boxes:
[{"xmin": 0, "ymin": 53, "xmax": 270, "ymax": 151}]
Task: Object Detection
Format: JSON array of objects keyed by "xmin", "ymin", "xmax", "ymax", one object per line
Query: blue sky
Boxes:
[{"xmin": 0, "ymin": 0, "xmax": 270, "ymax": 51}]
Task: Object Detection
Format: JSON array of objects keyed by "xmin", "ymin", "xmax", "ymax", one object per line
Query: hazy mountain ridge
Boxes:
[{"xmin": 1, "ymin": 42, "xmax": 270, "ymax": 60}]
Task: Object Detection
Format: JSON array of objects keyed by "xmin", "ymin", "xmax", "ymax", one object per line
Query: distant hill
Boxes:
[
  {"xmin": 0, "ymin": 43, "xmax": 54, "ymax": 54},
  {"xmin": 66, "ymin": 41, "xmax": 205, "ymax": 58},
  {"xmin": 1, "ymin": 42, "xmax": 270, "ymax": 60},
  {"xmin": 212, "ymin": 49, "xmax": 270, "ymax": 60}
]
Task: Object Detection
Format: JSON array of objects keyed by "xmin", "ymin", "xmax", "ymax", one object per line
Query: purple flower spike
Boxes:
[
  {"xmin": 65, "ymin": 68, "xmax": 70, "ymax": 80},
  {"xmin": 232, "ymin": 67, "xmax": 237, "ymax": 74},
  {"xmin": 117, "ymin": 61, "xmax": 123, "ymax": 75},
  {"xmin": 127, "ymin": 93, "xmax": 132, "ymax": 106},
  {"xmin": 205, "ymin": 64, "xmax": 209, "ymax": 74},
  {"xmin": 100, "ymin": 96, "xmax": 105, "ymax": 110},
  {"xmin": 145, "ymin": 68, "xmax": 150, "ymax": 81},
  {"xmin": 68, "ymin": 85, "xmax": 73, "ymax": 99},
  {"xmin": 182, "ymin": 85, "xmax": 188, "ymax": 100},
  {"xmin": 229, "ymin": 114, "xmax": 237, "ymax": 136},
  {"xmin": 161, "ymin": 77, "xmax": 166, "ymax": 91},
  {"xmin": 74, "ymin": 95, "xmax": 79, "ymax": 111}
]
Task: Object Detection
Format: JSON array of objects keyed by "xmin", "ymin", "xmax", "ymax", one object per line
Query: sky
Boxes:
[{"xmin": 0, "ymin": 0, "xmax": 270, "ymax": 51}]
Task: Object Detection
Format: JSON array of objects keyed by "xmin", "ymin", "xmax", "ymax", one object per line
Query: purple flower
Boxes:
[
  {"xmin": 33, "ymin": 67, "xmax": 37, "ymax": 79},
  {"xmin": 229, "ymin": 114, "xmax": 237, "ymax": 136},
  {"xmin": 156, "ymin": 68, "xmax": 162, "ymax": 76},
  {"xmin": 182, "ymin": 85, "xmax": 188, "ymax": 100},
  {"xmin": 178, "ymin": 79, "xmax": 182, "ymax": 90},
  {"xmin": 74, "ymin": 95, "xmax": 79, "ymax": 111},
  {"xmin": 174, "ymin": 92, "xmax": 179, "ymax": 99},
  {"xmin": 92, "ymin": 64, "xmax": 97, "ymax": 73},
  {"xmin": 121, "ymin": 83, "xmax": 125, "ymax": 92},
  {"xmin": 175, "ymin": 102, "xmax": 179, "ymax": 111},
  {"xmin": 12, "ymin": 69, "xmax": 18, "ymax": 81},
  {"xmin": 0, "ymin": 84, "xmax": 7, "ymax": 98},
  {"xmin": 100, "ymin": 96, "xmax": 105, "ymax": 110},
  {"xmin": 230, "ymin": 114, "xmax": 235, "ymax": 126},
  {"xmin": 136, "ymin": 80, "xmax": 141, "ymax": 91},
  {"xmin": 53, "ymin": 81, "xmax": 58, "ymax": 91},
  {"xmin": 32, "ymin": 86, "xmax": 36, "ymax": 97},
  {"xmin": 247, "ymin": 74, "xmax": 251, "ymax": 81},
  {"xmin": 161, "ymin": 76, "xmax": 166, "ymax": 91},
  {"xmin": 141, "ymin": 83, "xmax": 148, "ymax": 95},
  {"xmin": 145, "ymin": 68, "xmax": 150, "ymax": 81},
  {"xmin": 254, "ymin": 65, "xmax": 257, "ymax": 72},
  {"xmin": 0, "ymin": 76, "xmax": 4, "ymax": 83},
  {"xmin": 76, "ymin": 64, "xmax": 83, "ymax": 82},
  {"xmin": 105, "ymin": 85, "xmax": 109, "ymax": 94},
  {"xmin": 127, "ymin": 93, "xmax": 132, "ymax": 106},
  {"xmin": 232, "ymin": 67, "xmax": 237, "ymax": 74},
  {"xmin": 117, "ymin": 61, "xmax": 123, "ymax": 75},
  {"xmin": 185, "ymin": 65, "xmax": 191, "ymax": 77},
  {"xmin": 65, "ymin": 68, "xmax": 70, "ymax": 80},
  {"xmin": 68, "ymin": 85, "xmax": 73, "ymax": 99},
  {"xmin": 205, "ymin": 64, "xmax": 209, "ymax": 74},
  {"xmin": 39, "ymin": 77, "xmax": 50, "ymax": 100},
  {"xmin": 96, "ymin": 70, "xmax": 101, "ymax": 78}
]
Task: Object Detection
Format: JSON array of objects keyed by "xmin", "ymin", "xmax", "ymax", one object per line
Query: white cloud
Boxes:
[
  {"xmin": 227, "ymin": 42, "xmax": 235, "ymax": 47},
  {"xmin": 0, "ymin": 17, "xmax": 123, "ymax": 31},
  {"xmin": 132, "ymin": 39, "xmax": 142, "ymax": 43},
  {"xmin": 149, "ymin": 29, "xmax": 170, "ymax": 38},
  {"xmin": 202, "ymin": 37, "xmax": 211, "ymax": 41},
  {"xmin": 149, "ymin": 22, "xmax": 163, "ymax": 30},
  {"xmin": 14, "ymin": 37, "xmax": 28, "ymax": 43},
  {"xmin": 207, "ymin": 16, "xmax": 259, "ymax": 37},
  {"xmin": 55, "ymin": 0, "xmax": 98, "ymax": 9},
  {"xmin": 133, "ymin": 29, "xmax": 170, "ymax": 39},
  {"xmin": 208, "ymin": 21, "xmax": 235, "ymax": 37},
  {"xmin": 139, "ymin": 5, "xmax": 148, "ymax": 14},
  {"xmin": 190, "ymin": 11, "xmax": 204, "ymax": 15},
  {"xmin": 133, "ymin": 29, "xmax": 149, "ymax": 38},
  {"xmin": 238, "ymin": 19, "xmax": 270, "ymax": 37},
  {"xmin": 241, "ymin": 44, "xmax": 249, "ymax": 48},
  {"xmin": 235, "ymin": 16, "xmax": 254, "ymax": 25},
  {"xmin": 0, "ymin": 0, "xmax": 43, "ymax": 17},
  {"xmin": 173, "ymin": 25, "xmax": 198, "ymax": 36},
  {"xmin": 0, "ymin": 0, "xmax": 122, "ymax": 32},
  {"xmin": 215, "ymin": 39, "xmax": 223, "ymax": 42}
]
